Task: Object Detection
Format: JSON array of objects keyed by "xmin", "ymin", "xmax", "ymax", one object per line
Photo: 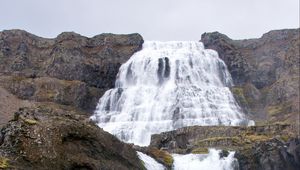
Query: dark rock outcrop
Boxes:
[
  {"xmin": 201, "ymin": 29, "xmax": 300, "ymax": 124},
  {"xmin": 150, "ymin": 124, "xmax": 297, "ymax": 153},
  {"xmin": 149, "ymin": 125, "xmax": 300, "ymax": 170},
  {"xmin": 235, "ymin": 138, "xmax": 300, "ymax": 170},
  {"xmin": 0, "ymin": 105, "xmax": 145, "ymax": 170}
]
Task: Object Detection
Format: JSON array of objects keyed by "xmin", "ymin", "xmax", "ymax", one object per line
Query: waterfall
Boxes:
[
  {"xmin": 172, "ymin": 149, "xmax": 239, "ymax": 170},
  {"xmin": 137, "ymin": 152, "xmax": 165, "ymax": 170},
  {"xmin": 91, "ymin": 41, "xmax": 252, "ymax": 146}
]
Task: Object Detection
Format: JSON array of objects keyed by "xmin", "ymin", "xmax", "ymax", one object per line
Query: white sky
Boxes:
[{"xmin": 0, "ymin": 0, "xmax": 299, "ymax": 40}]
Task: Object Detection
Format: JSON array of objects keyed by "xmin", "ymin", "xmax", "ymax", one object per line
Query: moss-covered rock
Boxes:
[
  {"xmin": 148, "ymin": 148, "xmax": 173, "ymax": 167},
  {"xmin": 0, "ymin": 157, "xmax": 9, "ymax": 169},
  {"xmin": 191, "ymin": 147, "xmax": 209, "ymax": 154}
]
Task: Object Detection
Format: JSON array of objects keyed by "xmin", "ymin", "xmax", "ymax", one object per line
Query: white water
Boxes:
[
  {"xmin": 137, "ymin": 152, "xmax": 165, "ymax": 170},
  {"xmin": 172, "ymin": 149, "xmax": 238, "ymax": 170},
  {"xmin": 92, "ymin": 41, "xmax": 253, "ymax": 146}
]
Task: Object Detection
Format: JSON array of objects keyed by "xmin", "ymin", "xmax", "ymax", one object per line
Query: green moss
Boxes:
[
  {"xmin": 11, "ymin": 76, "xmax": 26, "ymax": 82},
  {"xmin": 191, "ymin": 147, "xmax": 209, "ymax": 154},
  {"xmin": 0, "ymin": 157, "xmax": 9, "ymax": 169},
  {"xmin": 197, "ymin": 136, "xmax": 240, "ymax": 143},
  {"xmin": 267, "ymin": 102, "xmax": 293, "ymax": 122},
  {"xmin": 139, "ymin": 160, "xmax": 147, "ymax": 170},
  {"xmin": 246, "ymin": 135, "xmax": 270, "ymax": 142},
  {"xmin": 46, "ymin": 91, "xmax": 56, "ymax": 99},
  {"xmin": 280, "ymin": 135, "xmax": 290, "ymax": 142},
  {"xmin": 267, "ymin": 105, "xmax": 282, "ymax": 116},
  {"xmin": 149, "ymin": 148, "xmax": 174, "ymax": 167},
  {"xmin": 24, "ymin": 118, "xmax": 38, "ymax": 125},
  {"xmin": 231, "ymin": 87, "xmax": 248, "ymax": 105}
]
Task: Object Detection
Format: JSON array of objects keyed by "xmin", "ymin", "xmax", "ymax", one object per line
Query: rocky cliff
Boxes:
[
  {"xmin": 0, "ymin": 29, "xmax": 143, "ymax": 125},
  {"xmin": 201, "ymin": 28, "xmax": 299, "ymax": 124},
  {"xmin": 0, "ymin": 30, "xmax": 145, "ymax": 169}
]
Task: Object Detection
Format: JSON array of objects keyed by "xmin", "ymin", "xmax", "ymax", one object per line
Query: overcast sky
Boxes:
[{"xmin": 0, "ymin": 0, "xmax": 299, "ymax": 41}]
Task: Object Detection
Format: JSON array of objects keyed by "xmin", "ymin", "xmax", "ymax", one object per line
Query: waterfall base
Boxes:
[{"xmin": 172, "ymin": 149, "xmax": 238, "ymax": 170}]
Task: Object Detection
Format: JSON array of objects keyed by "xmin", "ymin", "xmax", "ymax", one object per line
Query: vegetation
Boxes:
[
  {"xmin": 231, "ymin": 87, "xmax": 248, "ymax": 106},
  {"xmin": 0, "ymin": 157, "xmax": 9, "ymax": 169},
  {"xmin": 19, "ymin": 116, "xmax": 38, "ymax": 125},
  {"xmin": 148, "ymin": 148, "xmax": 174, "ymax": 167},
  {"xmin": 191, "ymin": 147, "xmax": 209, "ymax": 154},
  {"xmin": 24, "ymin": 118, "xmax": 38, "ymax": 125}
]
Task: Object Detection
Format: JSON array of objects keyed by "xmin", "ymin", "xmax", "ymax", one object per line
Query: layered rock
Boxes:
[
  {"xmin": 0, "ymin": 29, "xmax": 143, "ymax": 124},
  {"xmin": 0, "ymin": 105, "xmax": 145, "ymax": 170},
  {"xmin": 201, "ymin": 29, "xmax": 300, "ymax": 124}
]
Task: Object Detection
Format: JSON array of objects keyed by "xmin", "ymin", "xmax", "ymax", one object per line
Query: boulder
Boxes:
[{"xmin": 0, "ymin": 105, "xmax": 145, "ymax": 170}]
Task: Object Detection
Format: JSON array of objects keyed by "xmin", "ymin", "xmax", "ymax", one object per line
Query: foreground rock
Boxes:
[
  {"xmin": 201, "ymin": 28, "xmax": 300, "ymax": 124},
  {"xmin": 0, "ymin": 105, "xmax": 145, "ymax": 170}
]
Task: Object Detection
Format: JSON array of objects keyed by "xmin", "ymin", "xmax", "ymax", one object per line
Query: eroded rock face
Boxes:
[
  {"xmin": 235, "ymin": 138, "xmax": 300, "ymax": 170},
  {"xmin": 0, "ymin": 105, "xmax": 145, "ymax": 170},
  {"xmin": 201, "ymin": 29, "xmax": 300, "ymax": 124},
  {"xmin": 149, "ymin": 125, "xmax": 300, "ymax": 170},
  {"xmin": 0, "ymin": 29, "xmax": 143, "ymax": 123}
]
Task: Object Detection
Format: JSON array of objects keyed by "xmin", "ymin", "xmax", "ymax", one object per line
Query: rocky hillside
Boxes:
[
  {"xmin": 0, "ymin": 28, "xmax": 299, "ymax": 169},
  {"xmin": 201, "ymin": 28, "xmax": 299, "ymax": 124},
  {"xmin": 0, "ymin": 30, "xmax": 145, "ymax": 169}
]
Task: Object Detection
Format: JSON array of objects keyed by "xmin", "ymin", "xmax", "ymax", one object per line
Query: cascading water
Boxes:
[
  {"xmin": 172, "ymin": 149, "xmax": 239, "ymax": 170},
  {"xmin": 92, "ymin": 41, "xmax": 252, "ymax": 146},
  {"xmin": 137, "ymin": 152, "xmax": 165, "ymax": 170}
]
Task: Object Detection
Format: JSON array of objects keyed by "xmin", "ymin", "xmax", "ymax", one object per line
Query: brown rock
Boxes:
[
  {"xmin": 0, "ymin": 105, "xmax": 145, "ymax": 170},
  {"xmin": 201, "ymin": 28, "xmax": 300, "ymax": 124}
]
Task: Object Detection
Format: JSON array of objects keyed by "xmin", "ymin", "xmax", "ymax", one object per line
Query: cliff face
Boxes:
[
  {"xmin": 0, "ymin": 29, "xmax": 143, "ymax": 123},
  {"xmin": 0, "ymin": 30, "xmax": 144, "ymax": 169},
  {"xmin": 201, "ymin": 29, "xmax": 300, "ymax": 124}
]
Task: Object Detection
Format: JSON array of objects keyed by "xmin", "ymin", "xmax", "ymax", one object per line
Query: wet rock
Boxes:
[{"xmin": 235, "ymin": 138, "xmax": 300, "ymax": 170}]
